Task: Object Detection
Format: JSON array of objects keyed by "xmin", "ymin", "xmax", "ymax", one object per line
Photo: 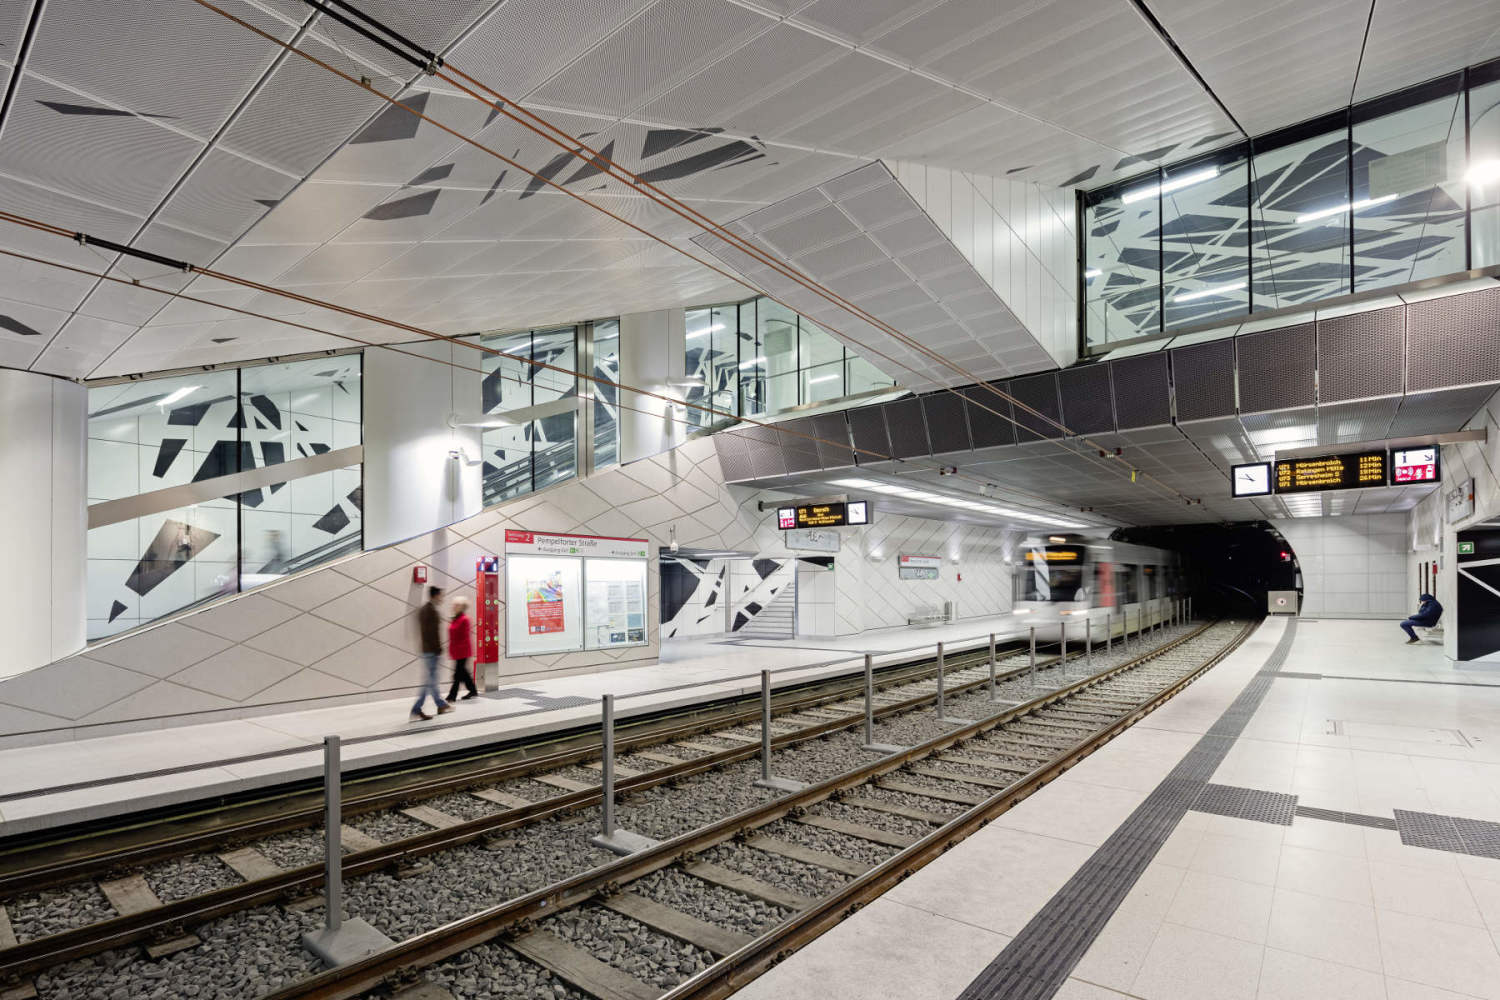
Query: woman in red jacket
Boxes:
[{"xmin": 446, "ymin": 596, "xmax": 479, "ymax": 702}]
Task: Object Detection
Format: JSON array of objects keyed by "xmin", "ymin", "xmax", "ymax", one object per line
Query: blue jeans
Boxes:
[
  {"xmin": 1400, "ymin": 620, "xmax": 1422, "ymax": 641},
  {"xmin": 412, "ymin": 652, "xmax": 448, "ymax": 713}
]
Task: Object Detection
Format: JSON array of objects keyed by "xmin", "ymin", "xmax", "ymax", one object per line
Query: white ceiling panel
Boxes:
[{"xmin": 1355, "ymin": 0, "xmax": 1500, "ymax": 101}]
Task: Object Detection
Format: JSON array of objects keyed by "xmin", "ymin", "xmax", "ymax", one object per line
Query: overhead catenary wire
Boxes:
[
  {"xmin": 0, "ymin": 238, "xmax": 1093, "ymax": 526},
  {"xmin": 192, "ymin": 0, "xmax": 1201, "ymax": 510}
]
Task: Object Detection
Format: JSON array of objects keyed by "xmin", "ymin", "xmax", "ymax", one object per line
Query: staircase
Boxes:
[{"xmin": 736, "ymin": 581, "xmax": 796, "ymax": 638}]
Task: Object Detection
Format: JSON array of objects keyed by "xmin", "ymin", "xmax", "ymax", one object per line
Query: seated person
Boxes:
[{"xmin": 1400, "ymin": 593, "xmax": 1442, "ymax": 644}]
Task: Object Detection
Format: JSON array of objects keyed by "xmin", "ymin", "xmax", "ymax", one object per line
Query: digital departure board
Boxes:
[
  {"xmin": 775, "ymin": 500, "xmax": 870, "ymax": 530},
  {"xmin": 1273, "ymin": 451, "xmax": 1387, "ymax": 494}
]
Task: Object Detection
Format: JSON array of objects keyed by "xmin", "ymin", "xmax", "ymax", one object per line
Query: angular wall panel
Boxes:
[
  {"xmin": 1170, "ymin": 339, "xmax": 1236, "ymax": 420},
  {"xmin": 1008, "ymin": 373, "xmax": 1063, "ymax": 441},
  {"xmin": 1318, "ymin": 306, "xmax": 1404, "ymax": 402},
  {"xmin": 809, "ymin": 412, "xmax": 855, "ymax": 470},
  {"xmin": 962, "ymin": 382, "xmax": 1015, "ymax": 449},
  {"xmin": 1237, "ymin": 323, "xmax": 1315, "ymax": 413},
  {"xmin": 882, "ymin": 397, "xmax": 931, "ymax": 458},
  {"xmin": 1057, "ymin": 364, "xmax": 1114, "ymax": 435},
  {"xmin": 922, "ymin": 391, "xmax": 972, "ymax": 454},
  {"xmin": 776, "ymin": 416, "xmax": 823, "ymax": 474},
  {"xmin": 1110, "ymin": 353, "xmax": 1172, "ymax": 428},
  {"xmin": 1406, "ymin": 286, "xmax": 1500, "ymax": 392},
  {"xmin": 848, "ymin": 405, "xmax": 892, "ymax": 464}
]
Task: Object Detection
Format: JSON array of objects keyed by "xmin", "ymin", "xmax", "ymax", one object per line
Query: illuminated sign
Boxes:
[
  {"xmin": 775, "ymin": 500, "xmax": 870, "ymax": 529},
  {"xmin": 898, "ymin": 554, "xmax": 941, "ymax": 580},
  {"xmin": 1391, "ymin": 447, "xmax": 1440, "ymax": 485},
  {"xmin": 1231, "ymin": 462, "xmax": 1272, "ymax": 497},
  {"xmin": 1273, "ymin": 451, "xmax": 1386, "ymax": 494},
  {"xmin": 1024, "ymin": 549, "xmax": 1082, "ymax": 562}
]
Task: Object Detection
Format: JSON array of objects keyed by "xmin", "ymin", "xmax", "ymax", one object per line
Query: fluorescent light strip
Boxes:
[
  {"xmin": 157, "ymin": 386, "xmax": 200, "ymax": 408},
  {"xmin": 831, "ymin": 479, "xmax": 1088, "ymax": 528},
  {"xmin": 1120, "ymin": 166, "xmax": 1219, "ymax": 205},
  {"xmin": 1467, "ymin": 159, "xmax": 1500, "ymax": 186},
  {"xmin": 1084, "ymin": 268, "xmax": 1102, "ymax": 279},
  {"xmin": 1296, "ymin": 193, "xmax": 1397, "ymax": 224},
  {"xmin": 738, "ymin": 356, "xmax": 765, "ymax": 368},
  {"xmin": 806, "ymin": 373, "xmax": 839, "ymax": 384},
  {"xmin": 686, "ymin": 322, "xmax": 725, "ymax": 339},
  {"xmin": 1174, "ymin": 281, "xmax": 1246, "ymax": 302}
]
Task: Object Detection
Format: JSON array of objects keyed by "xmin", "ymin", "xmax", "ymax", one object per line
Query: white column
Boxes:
[
  {"xmin": 0, "ymin": 369, "xmax": 86, "ymax": 680},
  {"xmin": 362, "ymin": 342, "xmax": 482, "ymax": 548},
  {"xmin": 618, "ymin": 309, "xmax": 684, "ymax": 465}
]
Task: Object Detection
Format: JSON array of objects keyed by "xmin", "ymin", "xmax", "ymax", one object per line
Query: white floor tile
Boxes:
[
  {"xmin": 1276, "ymin": 844, "xmax": 1373, "ymax": 904},
  {"xmin": 1371, "ymin": 861, "xmax": 1485, "ymax": 927},
  {"xmin": 1266, "ymin": 887, "xmax": 1384, "ymax": 972},
  {"xmin": 1255, "ymin": 948, "xmax": 1387, "ymax": 1000},
  {"xmin": 1375, "ymin": 909, "xmax": 1500, "ymax": 999},
  {"xmin": 1165, "ymin": 869, "xmax": 1275, "ymax": 944},
  {"xmin": 1131, "ymin": 922, "xmax": 1264, "ymax": 1000}
]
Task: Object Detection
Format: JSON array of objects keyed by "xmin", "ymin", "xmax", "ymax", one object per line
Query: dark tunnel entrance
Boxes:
[{"xmin": 1109, "ymin": 522, "xmax": 1301, "ymax": 619}]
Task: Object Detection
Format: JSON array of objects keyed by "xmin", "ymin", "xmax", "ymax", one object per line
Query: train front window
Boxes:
[{"xmin": 1017, "ymin": 546, "xmax": 1087, "ymax": 601}]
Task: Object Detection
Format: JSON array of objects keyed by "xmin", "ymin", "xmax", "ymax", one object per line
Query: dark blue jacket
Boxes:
[{"xmin": 1411, "ymin": 594, "xmax": 1443, "ymax": 627}]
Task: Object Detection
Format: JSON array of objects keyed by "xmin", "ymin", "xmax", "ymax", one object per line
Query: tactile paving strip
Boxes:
[
  {"xmin": 1294, "ymin": 805, "xmax": 1397, "ymax": 830},
  {"xmin": 1193, "ymin": 783, "xmax": 1297, "ymax": 825},
  {"xmin": 1395, "ymin": 809, "xmax": 1500, "ymax": 858},
  {"xmin": 956, "ymin": 622, "xmax": 1298, "ymax": 1000}
]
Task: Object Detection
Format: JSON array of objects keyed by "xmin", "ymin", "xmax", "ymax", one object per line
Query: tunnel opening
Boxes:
[{"xmin": 1109, "ymin": 521, "xmax": 1300, "ymax": 619}]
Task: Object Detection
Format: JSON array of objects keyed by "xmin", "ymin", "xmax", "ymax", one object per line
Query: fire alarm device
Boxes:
[{"xmin": 413, "ymin": 565, "xmax": 428, "ymax": 584}]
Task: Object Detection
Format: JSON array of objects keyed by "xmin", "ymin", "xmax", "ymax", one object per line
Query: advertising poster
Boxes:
[
  {"xmin": 584, "ymin": 558, "xmax": 649, "ymax": 650},
  {"xmin": 525, "ymin": 571, "xmax": 565, "ymax": 634}
]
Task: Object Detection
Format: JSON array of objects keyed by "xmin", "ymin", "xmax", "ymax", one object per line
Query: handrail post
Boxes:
[
  {"xmin": 753, "ymin": 670, "xmax": 809, "ymax": 792},
  {"xmin": 987, "ymin": 633, "xmax": 997, "ymax": 701}
]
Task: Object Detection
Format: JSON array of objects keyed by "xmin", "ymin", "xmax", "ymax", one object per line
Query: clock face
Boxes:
[{"xmin": 1232, "ymin": 463, "xmax": 1271, "ymax": 497}]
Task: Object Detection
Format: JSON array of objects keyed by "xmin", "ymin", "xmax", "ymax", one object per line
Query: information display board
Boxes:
[
  {"xmin": 1392, "ymin": 447, "xmax": 1440, "ymax": 484},
  {"xmin": 503, "ymin": 530, "xmax": 649, "ymax": 656},
  {"xmin": 775, "ymin": 500, "xmax": 869, "ymax": 529},
  {"xmin": 898, "ymin": 554, "xmax": 942, "ymax": 581},
  {"xmin": 1273, "ymin": 451, "xmax": 1386, "ymax": 494}
]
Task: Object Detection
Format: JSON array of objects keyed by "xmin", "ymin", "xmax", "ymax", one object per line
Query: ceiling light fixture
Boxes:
[
  {"xmin": 1296, "ymin": 193, "xmax": 1397, "ymax": 224},
  {"xmin": 1083, "ymin": 268, "xmax": 1102, "ymax": 279},
  {"xmin": 806, "ymin": 373, "xmax": 839, "ymax": 384},
  {"xmin": 1120, "ymin": 166, "xmax": 1219, "ymax": 205},
  {"xmin": 686, "ymin": 322, "xmax": 725, "ymax": 339},
  {"xmin": 666, "ymin": 376, "xmax": 706, "ymax": 389},
  {"xmin": 738, "ymin": 356, "xmax": 765, "ymax": 368},
  {"xmin": 1174, "ymin": 281, "xmax": 1246, "ymax": 302},
  {"xmin": 156, "ymin": 386, "xmax": 200, "ymax": 408}
]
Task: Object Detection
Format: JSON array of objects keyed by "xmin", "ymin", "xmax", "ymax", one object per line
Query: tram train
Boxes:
[{"xmin": 1012, "ymin": 534, "xmax": 1182, "ymax": 636}]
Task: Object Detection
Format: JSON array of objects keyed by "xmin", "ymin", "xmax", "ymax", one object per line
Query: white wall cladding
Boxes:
[
  {"xmin": 1272, "ymin": 514, "xmax": 1409, "ymax": 619},
  {"xmin": 0, "ymin": 435, "xmax": 1015, "ymax": 743},
  {"xmin": 888, "ymin": 160, "xmax": 1079, "ymax": 369}
]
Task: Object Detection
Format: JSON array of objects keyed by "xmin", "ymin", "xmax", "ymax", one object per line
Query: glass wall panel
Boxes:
[
  {"xmin": 85, "ymin": 358, "xmax": 363, "ymax": 640},
  {"xmin": 531, "ymin": 326, "xmax": 579, "ymax": 492},
  {"xmin": 1469, "ymin": 79, "xmax": 1500, "ymax": 269},
  {"xmin": 684, "ymin": 306, "xmax": 720, "ymax": 431},
  {"xmin": 803, "ymin": 361, "xmax": 843, "ymax": 403},
  {"xmin": 1161, "ymin": 150, "xmax": 1251, "ymax": 329},
  {"xmin": 1353, "ymin": 90, "xmax": 1468, "ymax": 291},
  {"xmin": 1251, "ymin": 127, "xmax": 1352, "ymax": 311},
  {"xmin": 1084, "ymin": 186, "xmax": 1160, "ymax": 349},
  {"xmin": 480, "ymin": 329, "xmax": 536, "ymax": 505},
  {"xmin": 847, "ymin": 354, "xmax": 896, "ymax": 395},
  {"xmin": 592, "ymin": 318, "xmax": 620, "ymax": 470}
]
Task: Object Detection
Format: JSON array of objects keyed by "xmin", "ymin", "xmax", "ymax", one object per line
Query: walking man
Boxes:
[{"xmin": 411, "ymin": 586, "xmax": 454, "ymax": 721}]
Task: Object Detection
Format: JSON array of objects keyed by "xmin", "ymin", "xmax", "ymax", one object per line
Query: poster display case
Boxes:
[{"xmin": 503, "ymin": 530, "xmax": 650, "ymax": 656}]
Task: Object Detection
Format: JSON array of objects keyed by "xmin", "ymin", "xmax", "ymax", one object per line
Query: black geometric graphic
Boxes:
[
  {"xmin": 636, "ymin": 140, "xmax": 762, "ymax": 184},
  {"xmin": 1061, "ymin": 165, "xmax": 1100, "ymax": 186},
  {"xmin": 295, "ymin": 421, "xmax": 308, "ymax": 432},
  {"xmin": 0, "ymin": 314, "xmax": 41, "ymax": 336},
  {"xmin": 193, "ymin": 441, "xmax": 252, "ymax": 481},
  {"xmin": 351, "ymin": 93, "xmax": 427, "ymax": 143},
  {"xmin": 562, "ymin": 140, "xmax": 616, "ymax": 186},
  {"xmin": 346, "ymin": 485, "xmax": 363, "ymax": 511},
  {"xmin": 167, "ymin": 402, "xmax": 210, "ymax": 426},
  {"xmin": 125, "ymin": 519, "xmax": 221, "ymax": 597},
  {"xmin": 752, "ymin": 558, "xmax": 779, "ymax": 580},
  {"xmin": 108, "ymin": 600, "xmax": 128, "ymax": 623},
  {"xmin": 363, "ymin": 189, "xmax": 439, "ymax": 220},
  {"xmin": 481, "ymin": 170, "xmax": 507, "ymax": 205},
  {"xmin": 210, "ymin": 337, "xmax": 236, "ymax": 343},
  {"xmin": 254, "ymin": 199, "xmax": 280, "ymax": 209},
  {"xmin": 249, "ymin": 394, "xmax": 281, "ymax": 429},
  {"xmin": 312, "ymin": 505, "xmax": 351, "ymax": 535},
  {"xmin": 37, "ymin": 100, "xmax": 174, "ymax": 119},
  {"xmin": 407, "ymin": 163, "xmax": 453, "ymax": 185},
  {"xmin": 152, "ymin": 438, "xmax": 186, "ymax": 478},
  {"xmin": 642, "ymin": 127, "xmax": 722, "ymax": 159},
  {"xmin": 261, "ymin": 441, "xmax": 285, "ymax": 467}
]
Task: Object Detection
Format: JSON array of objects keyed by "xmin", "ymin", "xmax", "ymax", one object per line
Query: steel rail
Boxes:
[
  {"xmin": 245, "ymin": 619, "xmax": 1238, "ymax": 1000},
  {"xmin": 0, "ymin": 638, "xmax": 1074, "ymax": 980},
  {"xmin": 0, "ymin": 640, "xmax": 1024, "ymax": 896}
]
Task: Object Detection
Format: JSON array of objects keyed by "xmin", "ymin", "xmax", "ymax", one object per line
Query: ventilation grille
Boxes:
[
  {"xmin": 1237, "ymin": 323, "xmax": 1315, "ymax": 413},
  {"xmin": 1388, "ymin": 386, "xmax": 1495, "ymax": 437},
  {"xmin": 714, "ymin": 430, "xmax": 754, "ymax": 483},
  {"xmin": 1110, "ymin": 354, "xmax": 1172, "ymax": 428},
  {"xmin": 1008, "ymin": 373, "xmax": 1062, "ymax": 440},
  {"xmin": 1406, "ymin": 286, "xmax": 1500, "ymax": 392},
  {"xmin": 963, "ymin": 382, "xmax": 1015, "ymax": 448},
  {"xmin": 922, "ymin": 392, "xmax": 971, "ymax": 455},
  {"xmin": 1171, "ymin": 339, "xmax": 1236, "ymax": 420},
  {"xmin": 1057, "ymin": 365, "xmax": 1114, "ymax": 435},
  {"xmin": 1318, "ymin": 307, "xmax": 1404, "ymax": 402},
  {"xmin": 848, "ymin": 406, "xmax": 891, "ymax": 464},
  {"xmin": 777, "ymin": 416, "xmax": 823, "ymax": 474},
  {"xmin": 883, "ymin": 397, "xmax": 931, "ymax": 458},
  {"xmin": 740, "ymin": 423, "xmax": 787, "ymax": 479}
]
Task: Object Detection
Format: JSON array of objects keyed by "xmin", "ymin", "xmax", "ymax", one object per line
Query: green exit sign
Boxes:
[{"xmin": 1459, "ymin": 541, "xmax": 1475, "ymax": 555}]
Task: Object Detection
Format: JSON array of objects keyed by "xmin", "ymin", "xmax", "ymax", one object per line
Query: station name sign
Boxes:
[
  {"xmin": 775, "ymin": 499, "xmax": 869, "ymax": 530},
  {"xmin": 1230, "ymin": 446, "xmax": 1442, "ymax": 498}
]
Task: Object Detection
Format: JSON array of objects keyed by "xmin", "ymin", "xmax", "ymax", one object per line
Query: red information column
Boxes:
[{"xmin": 475, "ymin": 556, "xmax": 501, "ymax": 683}]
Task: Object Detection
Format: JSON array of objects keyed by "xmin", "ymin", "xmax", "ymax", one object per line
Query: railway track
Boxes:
[
  {"xmin": 255, "ymin": 617, "xmax": 1251, "ymax": 1000},
  {"xmin": 0, "ymin": 617, "xmax": 1187, "ymax": 997}
]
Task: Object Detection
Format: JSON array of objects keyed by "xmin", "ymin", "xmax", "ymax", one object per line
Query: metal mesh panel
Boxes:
[
  {"xmin": 882, "ymin": 397, "xmax": 931, "ymax": 458},
  {"xmin": 1170, "ymin": 339, "xmax": 1237, "ymax": 420},
  {"xmin": 922, "ymin": 392, "xmax": 972, "ymax": 455},
  {"xmin": 848, "ymin": 405, "xmax": 891, "ymax": 463},
  {"xmin": 1388, "ymin": 386, "xmax": 1496, "ymax": 437},
  {"xmin": 1406, "ymin": 286, "xmax": 1500, "ymax": 391},
  {"xmin": 810, "ymin": 412, "xmax": 855, "ymax": 470},
  {"xmin": 1237, "ymin": 323, "xmax": 1316, "ymax": 413},
  {"xmin": 714, "ymin": 430, "xmax": 755, "ymax": 483},
  {"xmin": 1110, "ymin": 354, "xmax": 1172, "ymax": 429},
  {"xmin": 740, "ymin": 423, "xmax": 787, "ymax": 479},
  {"xmin": 777, "ymin": 416, "xmax": 823, "ymax": 474},
  {"xmin": 1008, "ymin": 373, "xmax": 1063, "ymax": 441},
  {"xmin": 1317, "ymin": 307, "xmax": 1404, "ymax": 402},
  {"xmin": 1057, "ymin": 365, "xmax": 1115, "ymax": 435},
  {"xmin": 963, "ymin": 383, "xmax": 1015, "ymax": 448}
]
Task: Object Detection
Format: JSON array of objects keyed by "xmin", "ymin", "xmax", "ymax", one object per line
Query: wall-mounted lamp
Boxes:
[{"xmin": 669, "ymin": 525, "xmax": 679, "ymax": 554}]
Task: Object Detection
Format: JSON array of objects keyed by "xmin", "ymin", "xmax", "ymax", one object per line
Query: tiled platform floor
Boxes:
[
  {"xmin": 0, "ymin": 612, "xmax": 1037, "ymax": 834},
  {"xmin": 732, "ymin": 618, "xmax": 1500, "ymax": 1000}
]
